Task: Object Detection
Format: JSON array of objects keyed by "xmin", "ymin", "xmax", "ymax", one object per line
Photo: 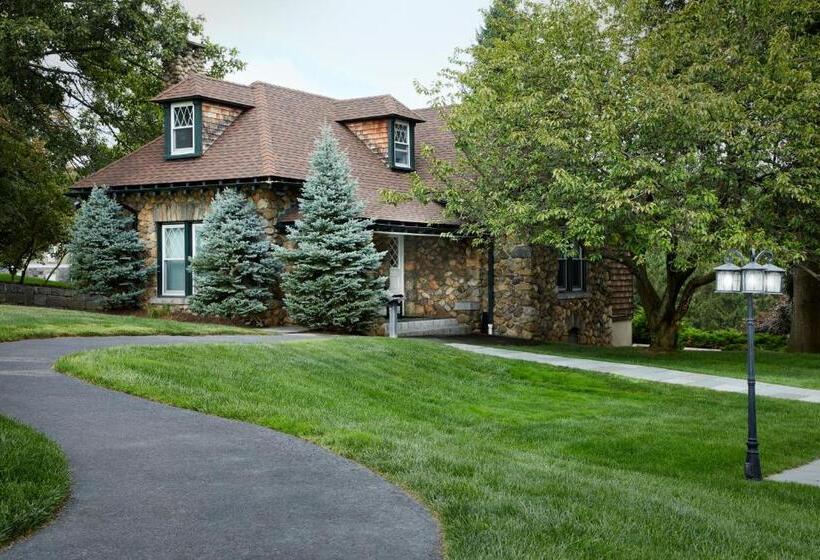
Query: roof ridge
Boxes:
[{"xmin": 250, "ymin": 80, "xmax": 338, "ymax": 101}]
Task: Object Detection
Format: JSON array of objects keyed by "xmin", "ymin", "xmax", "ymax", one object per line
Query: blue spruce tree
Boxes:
[
  {"xmin": 189, "ymin": 189, "xmax": 280, "ymax": 325},
  {"xmin": 277, "ymin": 126, "xmax": 386, "ymax": 332},
  {"xmin": 68, "ymin": 187, "xmax": 150, "ymax": 309}
]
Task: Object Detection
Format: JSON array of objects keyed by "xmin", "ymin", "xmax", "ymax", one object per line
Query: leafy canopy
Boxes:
[
  {"xmin": 0, "ymin": 0, "xmax": 244, "ymax": 171},
  {"xmin": 413, "ymin": 0, "xmax": 819, "ymax": 347}
]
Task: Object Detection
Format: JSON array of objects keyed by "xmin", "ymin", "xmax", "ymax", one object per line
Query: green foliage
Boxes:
[
  {"xmin": 0, "ymin": 273, "xmax": 70, "ymax": 289},
  {"xmin": 68, "ymin": 187, "xmax": 150, "ymax": 309},
  {"xmin": 418, "ymin": 0, "xmax": 820, "ymax": 349},
  {"xmin": 633, "ymin": 306, "xmax": 787, "ymax": 351},
  {"xmin": 189, "ymin": 189, "xmax": 280, "ymax": 325},
  {"xmin": 0, "ymin": 119, "xmax": 72, "ymax": 281},
  {"xmin": 0, "ymin": 0, "xmax": 244, "ymax": 171},
  {"xmin": 277, "ymin": 127, "xmax": 386, "ymax": 332}
]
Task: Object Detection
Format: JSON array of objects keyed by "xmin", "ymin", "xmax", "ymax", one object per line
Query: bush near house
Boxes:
[
  {"xmin": 277, "ymin": 127, "xmax": 386, "ymax": 332},
  {"xmin": 633, "ymin": 307, "xmax": 787, "ymax": 351},
  {"xmin": 68, "ymin": 187, "xmax": 150, "ymax": 309},
  {"xmin": 189, "ymin": 189, "xmax": 280, "ymax": 325}
]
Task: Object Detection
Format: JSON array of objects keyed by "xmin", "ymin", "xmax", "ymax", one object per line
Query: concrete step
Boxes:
[{"xmin": 383, "ymin": 318, "xmax": 471, "ymax": 337}]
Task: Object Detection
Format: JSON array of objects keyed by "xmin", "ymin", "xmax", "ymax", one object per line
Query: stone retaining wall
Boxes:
[{"xmin": 0, "ymin": 283, "xmax": 103, "ymax": 311}]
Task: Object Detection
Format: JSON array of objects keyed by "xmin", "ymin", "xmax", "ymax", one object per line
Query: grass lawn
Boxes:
[
  {"xmin": 0, "ymin": 273, "xmax": 71, "ymax": 289},
  {"xmin": 0, "ymin": 415, "xmax": 70, "ymax": 548},
  {"xmin": 0, "ymin": 305, "xmax": 262, "ymax": 342},
  {"xmin": 492, "ymin": 341, "xmax": 820, "ymax": 390},
  {"xmin": 57, "ymin": 338, "xmax": 820, "ymax": 559}
]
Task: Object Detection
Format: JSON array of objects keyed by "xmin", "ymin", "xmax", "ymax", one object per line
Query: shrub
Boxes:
[
  {"xmin": 276, "ymin": 127, "xmax": 386, "ymax": 332},
  {"xmin": 68, "ymin": 187, "xmax": 149, "ymax": 309},
  {"xmin": 188, "ymin": 189, "xmax": 280, "ymax": 325}
]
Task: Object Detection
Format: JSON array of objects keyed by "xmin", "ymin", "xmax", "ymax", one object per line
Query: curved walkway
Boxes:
[{"xmin": 0, "ymin": 334, "xmax": 440, "ymax": 560}]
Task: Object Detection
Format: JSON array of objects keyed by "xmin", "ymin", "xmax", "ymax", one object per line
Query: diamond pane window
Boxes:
[
  {"xmin": 386, "ymin": 236, "xmax": 400, "ymax": 268},
  {"xmin": 171, "ymin": 101, "xmax": 195, "ymax": 155},
  {"xmin": 392, "ymin": 120, "xmax": 410, "ymax": 168}
]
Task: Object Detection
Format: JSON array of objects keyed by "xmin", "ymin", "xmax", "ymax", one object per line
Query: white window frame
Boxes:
[
  {"xmin": 170, "ymin": 101, "xmax": 195, "ymax": 156},
  {"xmin": 191, "ymin": 223, "xmax": 203, "ymax": 294},
  {"xmin": 161, "ymin": 224, "xmax": 186, "ymax": 296},
  {"xmin": 392, "ymin": 120, "xmax": 411, "ymax": 169}
]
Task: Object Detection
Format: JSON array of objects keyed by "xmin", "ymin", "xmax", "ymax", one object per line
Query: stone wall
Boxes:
[
  {"xmin": 0, "ymin": 283, "xmax": 103, "ymax": 311},
  {"xmin": 487, "ymin": 241, "xmax": 628, "ymax": 345},
  {"xmin": 117, "ymin": 186, "xmax": 298, "ymax": 324},
  {"xmin": 372, "ymin": 234, "xmax": 482, "ymax": 330}
]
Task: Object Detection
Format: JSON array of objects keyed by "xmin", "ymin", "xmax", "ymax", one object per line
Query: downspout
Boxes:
[{"xmin": 487, "ymin": 238, "xmax": 495, "ymax": 336}]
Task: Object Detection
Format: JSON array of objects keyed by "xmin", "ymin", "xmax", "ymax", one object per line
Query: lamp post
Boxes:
[{"xmin": 714, "ymin": 249, "xmax": 784, "ymax": 481}]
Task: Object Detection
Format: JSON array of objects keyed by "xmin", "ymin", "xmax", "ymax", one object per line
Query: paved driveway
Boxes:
[{"xmin": 0, "ymin": 335, "xmax": 440, "ymax": 560}]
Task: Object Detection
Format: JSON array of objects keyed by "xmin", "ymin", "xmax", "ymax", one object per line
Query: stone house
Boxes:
[{"xmin": 71, "ymin": 74, "xmax": 633, "ymax": 344}]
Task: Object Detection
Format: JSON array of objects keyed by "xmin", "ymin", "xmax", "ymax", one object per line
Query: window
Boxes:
[
  {"xmin": 171, "ymin": 101, "xmax": 195, "ymax": 155},
  {"xmin": 392, "ymin": 120, "xmax": 411, "ymax": 169},
  {"xmin": 162, "ymin": 224, "xmax": 186, "ymax": 295},
  {"xmin": 158, "ymin": 222, "xmax": 201, "ymax": 297},
  {"xmin": 557, "ymin": 242, "xmax": 587, "ymax": 293}
]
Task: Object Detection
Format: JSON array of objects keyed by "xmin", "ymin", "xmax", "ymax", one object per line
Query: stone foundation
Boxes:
[{"xmin": 0, "ymin": 283, "xmax": 103, "ymax": 311}]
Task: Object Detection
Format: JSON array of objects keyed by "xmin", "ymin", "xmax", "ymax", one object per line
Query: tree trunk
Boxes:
[
  {"xmin": 789, "ymin": 262, "xmax": 820, "ymax": 353},
  {"xmin": 648, "ymin": 318, "xmax": 679, "ymax": 351}
]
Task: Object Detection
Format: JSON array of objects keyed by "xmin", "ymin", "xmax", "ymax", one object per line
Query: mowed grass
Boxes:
[
  {"xmin": 0, "ymin": 273, "xmax": 71, "ymax": 289},
  {"xmin": 494, "ymin": 341, "xmax": 820, "ymax": 390},
  {"xmin": 0, "ymin": 415, "xmax": 70, "ymax": 548},
  {"xmin": 57, "ymin": 338, "xmax": 820, "ymax": 559},
  {"xmin": 0, "ymin": 305, "xmax": 261, "ymax": 342}
]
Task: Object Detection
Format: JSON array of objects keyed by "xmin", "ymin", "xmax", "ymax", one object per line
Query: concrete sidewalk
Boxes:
[{"xmin": 446, "ymin": 343, "xmax": 820, "ymax": 404}]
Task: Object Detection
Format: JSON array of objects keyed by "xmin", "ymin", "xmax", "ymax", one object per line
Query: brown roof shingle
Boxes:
[
  {"xmin": 334, "ymin": 95, "xmax": 424, "ymax": 123},
  {"xmin": 151, "ymin": 74, "xmax": 255, "ymax": 107},
  {"xmin": 75, "ymin": 76, "xmax": 457, "ymax": 225}
]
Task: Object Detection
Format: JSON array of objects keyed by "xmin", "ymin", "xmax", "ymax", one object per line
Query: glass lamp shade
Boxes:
[
  {"xmin": 741, "ymin": 261, "xmax": 766, "ymax": 294},
  {"xmin": 763, "ymin": 263, "xmax": 785, "ymax": 294},
  {"xmin": 714, "ymin": 262, "xmax": 742, "ymax": 293}
]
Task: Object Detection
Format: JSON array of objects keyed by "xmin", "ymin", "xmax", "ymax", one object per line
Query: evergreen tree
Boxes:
[
  {"xmin": 189, "ymin": 189, "xmax": 280, "ymax": 325},
  {"xmin": 277, "ymin": 127, "xmax": 386, "ymax": 332},
  {"xmin": 68, "ymin": 187, "xmax": 149, "ymax": 309}
]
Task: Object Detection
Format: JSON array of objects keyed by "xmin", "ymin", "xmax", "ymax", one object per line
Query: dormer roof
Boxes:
[
  {"xmin": 151, "ymin": 73, "xmax": 255, "ymax": 108},
  {"xmin": 334, "ymin": 95, "xmax": 424, "ymax": 123}
]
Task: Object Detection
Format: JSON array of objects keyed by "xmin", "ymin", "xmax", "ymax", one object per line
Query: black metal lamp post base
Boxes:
[{"xmin": 745, "ymin": 449, "xmax": 762, "ymax": 480}]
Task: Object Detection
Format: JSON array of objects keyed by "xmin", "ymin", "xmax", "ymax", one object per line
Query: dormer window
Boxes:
[
  {"xmin": 387, "ymin": 118, "xmax": 415, "ymax": 171},
  {"xmin": 171, "ymin": 101, "xmax": 196, "ymax": 156}
]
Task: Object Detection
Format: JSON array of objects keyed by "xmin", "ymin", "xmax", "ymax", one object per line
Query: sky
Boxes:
[{"xmin": 179, "ymin": 0, "xmax": 490, "ymax": 109}]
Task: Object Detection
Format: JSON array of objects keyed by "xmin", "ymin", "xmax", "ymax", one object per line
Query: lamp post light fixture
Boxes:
[{"xmin": 714, "ymin": 249, "xmax": 784, "ymax": 481}]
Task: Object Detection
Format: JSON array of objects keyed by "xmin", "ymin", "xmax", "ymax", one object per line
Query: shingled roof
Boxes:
[{"xmin": 75, "ymin": 75, "xmax": 456, "ymax": 225}]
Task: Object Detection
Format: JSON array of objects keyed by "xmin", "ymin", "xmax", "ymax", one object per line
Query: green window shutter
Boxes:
[
  {"xmin": 184, "ymin": 222, "xmax": 193, "ymax": 296},
  {"xmin": 163, "ymin": 104, "xmax": 171, "ymax": 159},
  {"xmin": 193, "ymin": 100, "xmax": 203, "ymax": 157},
  {"xmin": 388, "ymin": 118, "xmax": 395, "ymax": 167},
  {"xmin": 156, "ymin": 223, "xmax": 163, "ymax": 295},
  {"xmin": 409, "ymin": 122, "xmax": 415, "ymax": 171}
]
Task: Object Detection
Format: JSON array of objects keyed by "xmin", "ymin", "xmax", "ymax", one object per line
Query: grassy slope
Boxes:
[
  {"xmin": 0, "ymin": 305, "xmax": 260, "ymax": 342},
  {"xmin": 493, "ymin": 342, "xmax": 820, "ymax": 390},
  {"xmin": 0, "ymin": 415, "xmax": 70, "ymax": 548},
  {"xmin": 57, "ymin": 339, "xmax": 820, "ymax": 560},
  {"xmin": 0, "ymin": 273, "xmax": 70, "ymax": 289}
]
